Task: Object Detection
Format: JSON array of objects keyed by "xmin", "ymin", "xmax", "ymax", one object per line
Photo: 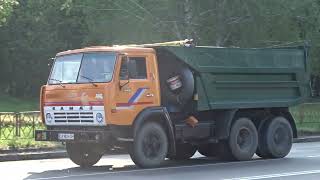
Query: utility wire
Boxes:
[{"xmin": 112, "ymin": 1, "xmax": 145, "ymax": 21}]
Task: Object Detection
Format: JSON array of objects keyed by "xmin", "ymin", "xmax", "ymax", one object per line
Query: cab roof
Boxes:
[
  {"xmin": 56, "ymin": 46, "xmax": 155, "ymax": 56},
  {"xmin": 56, "ymin": 40, "xmax": 197, "ymax": 56}
]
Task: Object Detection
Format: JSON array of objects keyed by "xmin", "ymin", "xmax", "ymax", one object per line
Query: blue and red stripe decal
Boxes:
[{"xmin": 116, "ymin": 87, "xmax": 153, "ymax": 109}]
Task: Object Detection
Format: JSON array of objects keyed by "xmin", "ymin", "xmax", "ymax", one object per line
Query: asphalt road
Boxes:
[{"xmin": 2, "ymin": 142, "xmax": 320, "ymax": 180}]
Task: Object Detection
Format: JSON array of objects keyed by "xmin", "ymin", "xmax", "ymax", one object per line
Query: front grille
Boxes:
[{"xmin": 53, "ymin": 112, "xmax": 94, "ymax": 123}]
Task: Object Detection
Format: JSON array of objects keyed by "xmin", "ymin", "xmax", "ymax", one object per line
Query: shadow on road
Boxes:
[{"xmin": 24, "ymin": 156, "xmax": 232, "ymax": 180}]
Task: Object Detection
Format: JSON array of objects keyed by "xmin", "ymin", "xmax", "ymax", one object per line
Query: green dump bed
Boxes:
[{"xmin": 158, "ymin": 46, "xmax": 311, "ymax": 111}]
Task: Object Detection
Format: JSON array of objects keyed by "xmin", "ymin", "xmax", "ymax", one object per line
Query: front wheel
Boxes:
[
  {"xmin": 130, "ymin": 122, "xmax": 169, "ymax": 168},
  {"xmin": 66, "ymin": 142, "xmax": 103, "ymax": 168}
]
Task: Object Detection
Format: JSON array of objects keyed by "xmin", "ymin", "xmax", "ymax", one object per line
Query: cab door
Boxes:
[{"xmin": 111, "ymin": 53, "xmax": 160, "ymax": 125}]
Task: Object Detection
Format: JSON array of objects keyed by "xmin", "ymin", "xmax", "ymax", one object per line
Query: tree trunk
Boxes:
[{"xmin": 184, "ymin": 0, "xmax": 195, "ymax": 40}]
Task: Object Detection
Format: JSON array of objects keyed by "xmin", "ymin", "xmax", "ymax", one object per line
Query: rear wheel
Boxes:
[
  {"xmin": 130, "ymin": 122, "xmax": 168, "ymax": 168},
  {"xmin": 66, "ymin": 142, "xmax": 103, "ymax": 168},
  {"xmin": 216, "ymin": 140, "xmax": 234, "ymax": 160},
  {"xmin": 263, "ymin": 116, "xmax": 293, "ymax": 158},
  {"xmin": 168, "ymin": 143, "xmax": 197, "ymax": 160},
  {"xmin": 256, "ymin": 120, "xmax": 271, "ymax": 158},
  {"xmin": 228, "ymin": 118, "xmax": 258, "ymax": 161}
]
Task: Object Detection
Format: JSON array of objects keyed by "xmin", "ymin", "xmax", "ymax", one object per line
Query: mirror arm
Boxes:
[
  {"xmin": 119, "ymin": 79, "xmax": 130, "ymax": 90},
  {"xmin": 118, "ymin": 54, "xmax": 131, "ymax": 90}
]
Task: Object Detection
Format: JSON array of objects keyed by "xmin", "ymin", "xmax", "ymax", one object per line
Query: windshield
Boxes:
[{"xmin": 48, "ymin": 52, "xmax": 116, "ymax": 84}]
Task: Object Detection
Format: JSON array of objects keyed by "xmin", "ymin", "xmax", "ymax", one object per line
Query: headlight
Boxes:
[
  {"xmin": 46, "ymin": 113, "xmax": 53, "ymax": 123},
  {"xmin": 96, "ymin": 113, "xmax": 103, "ymax": 123}
]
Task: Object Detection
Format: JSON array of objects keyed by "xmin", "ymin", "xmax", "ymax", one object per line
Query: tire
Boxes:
[
  {"xmin": 66, "ymin": 142, "xmax": 103, "ymax": 168},
  {"xmin": 216, "ymin": 140, "xmax": 235, "ymax": 161},
  {"xmin": 264, "ymin": 116, "xmax": 293, "ymax": 158},
  {"xmin": 168, "ymin": 143, "xmax": 197, "ymax": 160},
  {"xmin": 256, "ymin": 120, "xmax": 271, "ymax": 158},
  {"xmin": 228, "ymin": 118, "xmax": 258, "ymax": 161},
  {"xmin": 130, "ymin": 122, "xmax": 168, "ymax": 168},
  {"xmin": 160, "ymin": 62, "xmax": 194, "ymax": 112},
  {"xmin": 198, "ymin": 144, "xmax": 217, "ymax": 157}
]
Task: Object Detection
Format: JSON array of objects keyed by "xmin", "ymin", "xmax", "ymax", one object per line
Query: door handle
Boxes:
[{"xmin": 146, "ymin": 93, "xmax": 154, "ymax": 97}]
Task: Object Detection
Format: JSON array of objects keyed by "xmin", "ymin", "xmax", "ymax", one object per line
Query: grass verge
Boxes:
[
  {"xmin": 290, "ymin": 103, "xmax": 320, "ymax": 134},
  {"xmin": 0, "ymin": 139, "xmax": 62, "ymax": 150},
  {"xmin": 0, "ymin": 125, "xmax": 62, "ymax": 150}
]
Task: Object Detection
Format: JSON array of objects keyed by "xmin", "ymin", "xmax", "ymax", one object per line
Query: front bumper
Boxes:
[{"xmin": 35, "ymin": 129, "xmax": 111, "ymax": 143}]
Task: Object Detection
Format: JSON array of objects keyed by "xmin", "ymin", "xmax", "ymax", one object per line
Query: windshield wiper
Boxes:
[
  {"xmin": 80, "ymin": 75, "xmax": 97, "ymax": 87},
  {"xmin": 49, "ymin": 78, "xmax": 65, "ymax": 88}
]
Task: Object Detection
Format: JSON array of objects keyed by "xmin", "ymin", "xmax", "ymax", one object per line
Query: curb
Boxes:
[
  {"xmin": 0, "ymin": 150, "xmax": 67, "ymax": 162},
  {"xmin": 0, "ymin": 148, "xmax": 127, "ymax": 162},
  {"xmin": 0, "ymin": 137, "xmax": 320, "ymax": 162},
  {"xmin": 0, "ymin": 147, "xmax": 65, "ymax": 154}
]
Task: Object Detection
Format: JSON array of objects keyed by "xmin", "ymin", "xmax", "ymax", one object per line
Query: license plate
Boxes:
[{"xmin": 58, "ymin": 133, "xmax": 74, "ymax": 140}]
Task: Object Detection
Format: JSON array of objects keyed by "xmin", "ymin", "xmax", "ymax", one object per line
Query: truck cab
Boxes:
[{"xmin": 42, "ymin": 46, "xmax": 161, "ymax": 128}]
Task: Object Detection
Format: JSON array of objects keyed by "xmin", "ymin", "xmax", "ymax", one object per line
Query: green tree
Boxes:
[
  {"xmin": 0, "ymin": 0, "xmax": 18, "ymax": 25},
  {"xmin": 1, "ymin": 0, "xmax": 320, "ymax": 98},
  {"xmin": 0, "ymin": 0, "xmax": 87, "ymax": 97}
]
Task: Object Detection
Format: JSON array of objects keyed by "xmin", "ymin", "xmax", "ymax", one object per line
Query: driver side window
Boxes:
[{"xmin": 120, "ymin": 57, "xmax": 147, "ymax": 80}]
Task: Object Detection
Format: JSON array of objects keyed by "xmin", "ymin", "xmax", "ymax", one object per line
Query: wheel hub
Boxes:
[
  {"xmin": 273, "ymin": 126, "xmax": 287, "ymax": 145},
  {"xmin": 237, "ymin": 128, "xmax": 252, "ymax": 150},
  {"xmin": 142, "ymin": 132, "xmax": 161, "ymax": 159}
]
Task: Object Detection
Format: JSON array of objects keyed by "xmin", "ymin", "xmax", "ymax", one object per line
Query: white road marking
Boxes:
[
  {"xmin": 223, "ymin": 169, "xmax": 320, "ymax": 180},
  {"xmin": 307, "ymin": 155, "xmax": 320, "ymax": 158},
  {"xmin": 27, "ymin": 158, "xmax": 284, "ymax": 180}
]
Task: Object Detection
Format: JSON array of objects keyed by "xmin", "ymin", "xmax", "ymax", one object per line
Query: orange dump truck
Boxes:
[{"xmin": 35, "ymin": 40, "xmax": 311, "ymax": 168}]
